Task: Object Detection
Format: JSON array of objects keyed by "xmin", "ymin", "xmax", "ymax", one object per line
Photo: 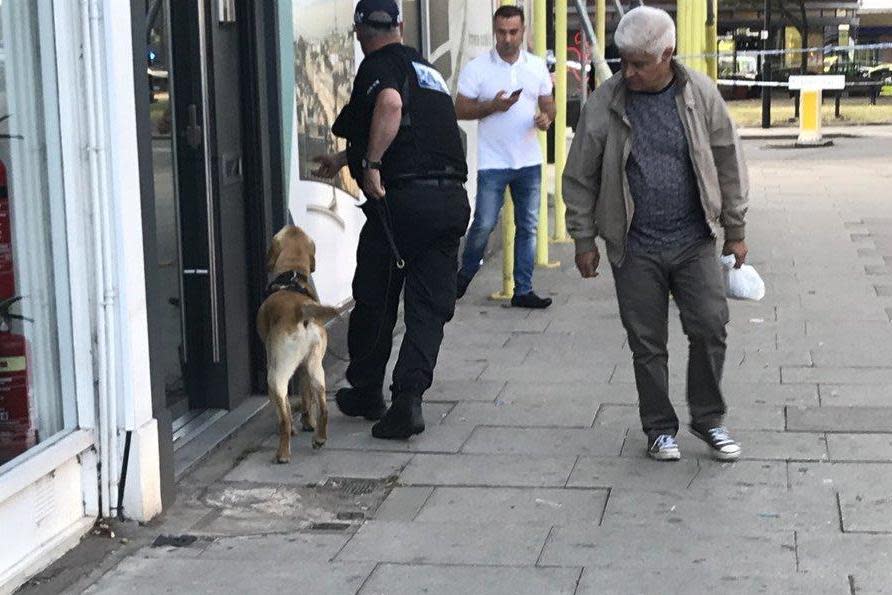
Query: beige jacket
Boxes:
[{"xmin": 563, "ymin": 61, "xmax": 749, "ymax": 265}]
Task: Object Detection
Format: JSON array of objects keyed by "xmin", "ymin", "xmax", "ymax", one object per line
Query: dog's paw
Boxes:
[
  {"xmin": 275, "ymin": 452, "xmax": 291, "ymax": 464},
  {"xmin": 312, "ymin": 439, "xmax": 326, "ymax": 450},
  {"xmin": 301, "ymin": 413, "xmax": 315, "ymax": 432}
]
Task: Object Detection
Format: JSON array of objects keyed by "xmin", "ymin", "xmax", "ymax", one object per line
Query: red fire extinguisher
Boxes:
[{"xmin": 0, "ymin": 161, "xmax": 36, "ymax": 465}]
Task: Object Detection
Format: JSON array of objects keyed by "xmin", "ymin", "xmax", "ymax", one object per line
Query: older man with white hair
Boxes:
[{"xmin": 563, "ymin": 7, "xmax": 749, "ymax": 462}]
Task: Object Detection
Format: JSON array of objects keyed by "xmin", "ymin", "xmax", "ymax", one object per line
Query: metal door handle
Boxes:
[{"xmin": 185, "ymin": 104, "xmax": 202, "ymax": 148}]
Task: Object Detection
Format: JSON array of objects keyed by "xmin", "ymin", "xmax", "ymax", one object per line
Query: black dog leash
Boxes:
[{"xmin": 373, "ymin": 199, "xmax": 406, "ymax": 270}]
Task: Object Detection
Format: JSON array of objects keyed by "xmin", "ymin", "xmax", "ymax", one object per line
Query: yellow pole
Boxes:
[
  {"xmin": 491, "ymin": 0, "xmax": 517, "ymax": 300},
  {"xmin": 553, "ymin": 0, "xmax": 570, "ymax": 243},
  {"xmin": 706, "ymin": 0, "xmax": 718, "ymax": 80},
  {"xmin": 697, "ymin": 0, "xmax": 708, "ymax": 74},
  {"xmin": 534, "ymin": 0, "xmax": 559, "ymax": 268},
  {"xmin": 596, "ymin": 0, "xmax": 606, "ymax": 57},
  {"xmin": 676, "ymin": 0, "xmax": 686, "ymax": 65}
]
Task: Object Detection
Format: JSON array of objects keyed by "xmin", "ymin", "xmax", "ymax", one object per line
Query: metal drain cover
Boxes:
[{"xmin": 321, "ymin": 477, "xmax": 386, "ymax": 496}]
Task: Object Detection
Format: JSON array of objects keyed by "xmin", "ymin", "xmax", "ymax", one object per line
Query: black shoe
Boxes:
[
  {"xmin": 510, "ymin": 291, "xmax": 553, "ymax": 309},
  {"xmin": 689, "ymin": 424, "xmax": 741, "ymax": 461},
  {"xmin": 456, "ymin": 270, "xmax": 472, "ymax": 300},
  {"xmin": 335, "ymin": 387, "xmax": 387, "ymax": 420},
  {"xmin": 372, "ymin": 394, "xmax": 425, "ymax": 440}
]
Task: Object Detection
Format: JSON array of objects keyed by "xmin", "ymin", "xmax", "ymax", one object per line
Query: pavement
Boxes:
[{"xmin": 30, "ymin": 134, "xmax": 892, "ymax": 594}]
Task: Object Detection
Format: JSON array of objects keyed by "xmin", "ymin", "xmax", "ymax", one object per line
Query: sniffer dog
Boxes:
[{"xmin": 257, "ymin": 225, "xmax": 338, "ymax": 463}]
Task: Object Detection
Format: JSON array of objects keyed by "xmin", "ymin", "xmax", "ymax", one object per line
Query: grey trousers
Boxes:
[{"xmin": 612, "ymin": 239, "xmax": 730, "ymax": 440}]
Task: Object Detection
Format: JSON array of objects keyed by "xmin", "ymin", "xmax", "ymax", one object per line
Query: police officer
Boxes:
[{"xmin": 312, "ymin": 0, "xmax": 470, "ymax": 440}]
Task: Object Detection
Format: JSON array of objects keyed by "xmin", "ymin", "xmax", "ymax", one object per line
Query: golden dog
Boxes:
[{"xmin": 257, "ymin": 226, "xmax": 338, "ymax": 463}]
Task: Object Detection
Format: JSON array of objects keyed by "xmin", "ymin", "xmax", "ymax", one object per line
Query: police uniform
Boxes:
[{"xmin": 332, "ymin": 37, "xmax": 470, "ymax": 437}]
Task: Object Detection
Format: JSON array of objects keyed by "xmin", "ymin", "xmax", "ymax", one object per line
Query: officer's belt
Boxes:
[{"xmin": 388, "ymin": 177, "xmax": 464, "ymax": 189}]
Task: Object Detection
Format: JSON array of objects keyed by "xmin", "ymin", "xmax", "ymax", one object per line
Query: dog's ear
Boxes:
[
  {"xmin": 309, "ymin": 240, "xmax": 316, "ymax": 273},
  {"xmin": 266, "ymin": 236, "xmax": 281, "ymax": 272}
]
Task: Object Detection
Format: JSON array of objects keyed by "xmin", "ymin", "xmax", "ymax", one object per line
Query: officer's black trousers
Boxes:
[{"xmin": 346, "ymin": 182, "xmax": 470, "ymax": 399}]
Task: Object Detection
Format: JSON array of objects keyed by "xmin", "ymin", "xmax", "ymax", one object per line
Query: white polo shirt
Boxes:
[{"xmin": 457, "ymin": 49, "xmax": 553, "ymax": 171}]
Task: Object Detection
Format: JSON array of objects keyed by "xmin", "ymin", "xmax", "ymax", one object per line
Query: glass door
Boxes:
[{"xmin": 146, "ymin": 0, "xmax": 227, "ymax": 442}]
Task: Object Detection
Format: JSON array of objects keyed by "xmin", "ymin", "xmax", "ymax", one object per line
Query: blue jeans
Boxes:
[{"xmin": 460, "ymin": 165, "xmax": 541, "ymax": 295}]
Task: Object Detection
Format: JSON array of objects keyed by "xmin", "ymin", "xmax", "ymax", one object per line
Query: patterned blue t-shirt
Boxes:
[{"xmin": 625, "ymin": 80, "xmax": 712, "ymax": 252}]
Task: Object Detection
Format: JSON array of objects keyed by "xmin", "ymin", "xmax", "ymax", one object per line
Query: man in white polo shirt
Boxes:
[{"xmin": 454, "ymin": 5, "xmax": 556, "ymax": 308}]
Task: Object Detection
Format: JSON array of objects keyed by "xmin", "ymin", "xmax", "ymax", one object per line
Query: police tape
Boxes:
[
  {"xmin": 716, "ymin": 79, "xmax": 886, "ymax": 88},
  {"xmin": 599, "ymin": 41, "xmax": 892, "ymax": 64}
]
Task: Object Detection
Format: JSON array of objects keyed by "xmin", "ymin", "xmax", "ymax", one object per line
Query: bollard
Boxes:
[
  {"xmin": 490, "ymin": 192, "xmax": 515, "ymax": 300},
  {"xmin": 596, "ymin": 0, "xmax": 606, "ymax": 57},
  {"xmin": 534, "ymin": 0, "xmax": 559, "ymax": 268},
  {"xmin": 553, "ymin": 0, "xmax": 570, "ymax": 243},
  {"xmin": 491, "ymin": 0, "xmax": 517, "ymax": 300},
  {"xmin": 788, "ymin": 75, "xmax": 845, "ymax": 146}
]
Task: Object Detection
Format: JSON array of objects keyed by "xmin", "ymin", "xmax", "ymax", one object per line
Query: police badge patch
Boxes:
[{"xmin": 412, "ymin": 62, "xmax": 450, "ymax": 95}]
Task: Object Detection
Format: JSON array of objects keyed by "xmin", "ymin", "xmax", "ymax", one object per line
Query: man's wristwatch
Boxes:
[{"xmin": 362, "ymin": 158, "xmax": 383, "ymax": 170}]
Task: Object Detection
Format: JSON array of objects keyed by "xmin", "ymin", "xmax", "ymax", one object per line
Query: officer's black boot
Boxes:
[
  {"xmin": 335, "ymin": 387, "xmax": 387, "ymax": 421},
  {"xmin": 371, "ymin": 392, "xmax": 425, "ymax": 440}
]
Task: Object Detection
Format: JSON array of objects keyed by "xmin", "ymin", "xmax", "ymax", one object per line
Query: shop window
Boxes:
[{"xmin": 0, "ymin": 2, "xmax": 75, "ymax": 467}]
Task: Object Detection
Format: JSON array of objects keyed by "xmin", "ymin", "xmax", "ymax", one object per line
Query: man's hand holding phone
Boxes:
[{"xmin": 490, "ymin": 89, "xmax": 521, "ymax": 113}]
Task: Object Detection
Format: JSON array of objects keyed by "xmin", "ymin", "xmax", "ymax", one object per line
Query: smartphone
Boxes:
[{"xmin": 509, "ymin": 87, "xmax": 523, "ymax": 98}]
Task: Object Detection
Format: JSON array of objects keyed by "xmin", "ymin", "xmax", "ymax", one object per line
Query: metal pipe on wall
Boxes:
[{"xmin": 572, "ymin": 0, "xmax": 612, "ymax": 84}]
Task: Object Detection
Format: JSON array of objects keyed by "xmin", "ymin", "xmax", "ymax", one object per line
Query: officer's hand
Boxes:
[
  {"xmin": 311, "ymin": 153, "xmax": 344, "ymax": 179},
  {"xmin": 722, "ymin": 239, "xmax": 748, "ymax": 269},
  {"xmin": 534, "ymin": 112, "xmax": 552, "ymax": 131},
  {"xmin": 363, "ymin": 168, "xmax": 386, "ymax": 200},
  {"xmin": 575, "ymin": 248, "xmax": 600, "ymax": 279},
  {"xmin": 490, "ymin": 91, "xmax": 520, "ymax": 113}
]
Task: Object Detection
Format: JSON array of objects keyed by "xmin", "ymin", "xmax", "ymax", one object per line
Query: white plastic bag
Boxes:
[{"xmin": 721, "ymin": 255, "xmax": 766, "ymax": 301}]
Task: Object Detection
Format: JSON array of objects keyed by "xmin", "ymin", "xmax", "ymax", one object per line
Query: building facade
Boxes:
[{"xmin": 0, "ymin": 1, "xmax": 502, "ymax": 591}]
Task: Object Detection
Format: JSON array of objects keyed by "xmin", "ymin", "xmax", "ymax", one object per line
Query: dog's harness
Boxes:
[{"xmin": 265, "ymin": 270, "xmax": 314, "ymax": 299}]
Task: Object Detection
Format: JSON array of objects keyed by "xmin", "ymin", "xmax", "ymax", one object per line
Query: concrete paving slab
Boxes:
[
  {"xmin": 687, "ymin": 460, "xmax": 788, "ymax": 491},
  {"xmin": 680, "ymin": 430, "xmax": 829, "ymax": 462},
  {"xmin": 336, "ymin": 521, "xmax": 549, "ymax": 565},
  {"xmin": 783, "ymin": 367, "xmax": 892, "ymax": 385},
  {"xmin": 460, "ymin": 426, "xmax": 625, "ymax": 457},
  {"xmin": 788, "ymin": 462, "xmax": 892, "ymax": 496},
  {"xmin": 786, "ymin": 406, "xmax": 892, "ymax": 432},
  {"xmin": 424, "ymin": 379, "xmax": 506, "ymax": 402},
  {"xmin": 839, "ymin": 489, "xmax": 892, "ymax": 533},
  {"xmin": 827, "ymin": 433, "xmax": 892, "ymax": 462},
  {"xmin": 494, "ymin": 382, "xmax": 638, "ymax": 405},
  {"xmin": 197, "ymin": 532, "xmax": 349, "ymax": 562},
  {"xmin": 797, "ymin": 532, "xmax": 892, "ymax": 583},
  {"xmin": 575, "ymin": 567, "xmax": 847, "ymax": 594},
  {"xmin": 566, "ymin": 456, "xmax": 699, "ymax": 490},
  {"xmin": 317, "ymin": 423, "xmax": 476, "ymax": 454},
  {"xmin": 601, "ymin": 486, "xmax": 840, "ymax": 533},
  {"xmin": 479, "ymin": 362, "xmax": 616, "ymax": 384},
  {"xmin": 820, "ymin": 384, "xmax": 892, "ymax": 407},
  {"xmin": 400, "ymin": 454, "xmax": 576, "ymax": 487},
  {"xmin": 444, "ymin": 399, "xmax": 599, "ymax": 428},
  {"xmin": 83, "ymin": 557, "xmax": 375, "ymax": 595},
  {"xmin": 373, "ymin": 487, "xmax": 434, "ymax": 521},
  {"xmin": 359, "ymin": 564, "xmax": 581, "ymax": 595},
  {"xmin": 224, "ymin": 450, "xmax": 414, "ymax": 485},
  {"xmin": 539, "ymin": 525, "xmax": 795, "ymax": 574},
  {"xmin": 414, "ymin": 487, "xmax": 609, "ymax": 525}
]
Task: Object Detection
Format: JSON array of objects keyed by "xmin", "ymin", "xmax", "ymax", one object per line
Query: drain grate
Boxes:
[{"xmin": 321, "ymin": 477, "xmax": 385, "ymax": 496}]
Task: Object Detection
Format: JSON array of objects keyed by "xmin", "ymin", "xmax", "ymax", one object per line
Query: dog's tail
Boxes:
[{"xmin": 301, "ymin": 303, "xmax": 340, "ymax": 325}]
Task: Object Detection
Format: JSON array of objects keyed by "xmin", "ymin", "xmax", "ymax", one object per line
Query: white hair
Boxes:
[{"xmin": 613, "ymin": 6, "xmax": 676, "ymax": 57}]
